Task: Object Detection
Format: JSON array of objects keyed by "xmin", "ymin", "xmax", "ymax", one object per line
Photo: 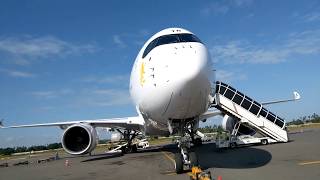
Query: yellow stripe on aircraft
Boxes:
[{"xmin": 140, "ymin": 62, "xmax": 146, "ymax": 86}]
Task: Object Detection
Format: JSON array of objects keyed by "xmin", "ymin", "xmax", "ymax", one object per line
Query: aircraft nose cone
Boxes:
[
  {"xmin": 160, "ymin": 44, "xmax": 212, "ymax": 119},
  {"xmin": 173, "ymin": 45, "xmax": 209, "ymax": 86}
]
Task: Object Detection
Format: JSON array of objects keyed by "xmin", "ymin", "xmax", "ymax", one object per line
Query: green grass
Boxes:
[
  {"xmin": 287, "ymin": 123, "xmax": 320, "ymax": 131},
  {"xmin": 148, "ymin": 137, "xmax": 173, "ymax": 145}
]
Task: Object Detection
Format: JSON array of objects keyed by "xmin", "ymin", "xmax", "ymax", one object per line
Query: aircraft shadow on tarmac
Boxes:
[
  {"xmin": 80, "ymin": 144, "xmax": 172, "ymax": 162},
  {"xmin": 81, "ymin": 153, "xmax": 123, "ymax": 162},
  {"xmin": 157, "ymin": 143, "xmax": 272, "ymax": 170},
  {"xmin": 80, "ymin": 143, "xmax": 272, "ymax": 170},
  {"xmin": 195, "ymin": 143, "xmax": 272, "ymax": 169}
]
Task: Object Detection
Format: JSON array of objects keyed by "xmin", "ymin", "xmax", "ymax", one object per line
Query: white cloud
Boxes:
[
  {"xmin": 31, "ymin": 91, "xmax": 58, "ymax": 99},
  {"xmin": 0, "ymin": 36, "xmax": 98, "ymax": 64},
  {"xmin": 138, "ymin": 29, "xmax": 150, "ymax": 37},
  {"xmin": 201, "ymin": 0, "xmax": 253, "ymax": 15},
  {"xmin": 232, "ymin": 0, "xmax": 253, "ymax": 7},
  {"xmin": 216, "ymin": 70, "xmax": 235, "ymax": 81},
  {"xmin": 216, "ymin": 69, "xmax": 247, "ymax": 82},
  {"xmin": 112, "ymin": 29, "xmax": 150, "ymax": 48},
  {"xmin": 210, "ymin": 41, "xmax": 288, "ymax": 64},
  {"xmin": 0, "ymin": 68, "xmax": 35, "ymax": 78},
  {"xmin": 31, "ymin": 89, "xmax": 73, "ymax": 99},
  {"xmin": 201, "ymin": 2, "xmax": 229, "ymax": 15},
  {"xmin": 82, "ymin": 74, "xmax": 129, "ymax": 84},
  {"xmin": 12, "ymin": 58, "xmax": 31, "ymax": 66},
  {"xmin": 210, "ymin": 29, "xmax": 320, "ymax": 64},
  {"xmin": 91, "ymin": 89, "xmax": 131, "ymax": 106},
  {"xmin": 5, "ymin": 137, "xmax": 14, "ymax": 143},
  {"xmin": 301, "ymin": 12, "xmax": 320, "ymax": 22},
  {"xmin": 29, "ymin": 87, "xmax": 131, "ymax": 107},
  {"xmin": 113, "ymin": 35, "xmax": 127, "ymax": 48}
]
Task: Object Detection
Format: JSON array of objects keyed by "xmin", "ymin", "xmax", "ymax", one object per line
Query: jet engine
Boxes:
[
  {"xmin": 222, "ymin": 114, "xmax": 256, "ymax": 135},
  {"xmin": 222, "ymin": 114, "xmax": 237, "ymax": 132},
  {"xmin": 61, "ymin": 124, "xmax": 98, "ymax": 155},
  {"xmin": 110, "ymin": 132, "xmax": 122, "ymax": 142}
]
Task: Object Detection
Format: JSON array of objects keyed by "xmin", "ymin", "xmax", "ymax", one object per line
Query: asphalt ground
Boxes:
[{"xmin": 1, "ymin": 128, "xmax": 319, "ymax": 180}]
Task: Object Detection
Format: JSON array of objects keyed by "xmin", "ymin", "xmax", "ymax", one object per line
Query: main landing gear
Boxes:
[{"xmin": 116, "ymin": 129, "xmax": 139, "ymax": 154}]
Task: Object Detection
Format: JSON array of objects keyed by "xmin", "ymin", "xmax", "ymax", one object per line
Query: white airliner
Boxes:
[{"xmin": 0, "ymin": 28, "xmax": 300, "ymax": 173}]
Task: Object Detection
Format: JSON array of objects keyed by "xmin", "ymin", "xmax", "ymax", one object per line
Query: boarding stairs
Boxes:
[{"xmin": 212, "ymin": 81, "xmax": 288, "ymax": 142}]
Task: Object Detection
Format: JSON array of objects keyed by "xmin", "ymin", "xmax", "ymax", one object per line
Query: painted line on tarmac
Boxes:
[
  {"xmin": 161, "ymin": 151, "xmax": 175, "ymax": 165},
  {"xmin": 161, "ymin": 151, "xmax": 178, "ymax": 175},
  {"xmin": 11, "ymin": 157, "xmax": 26, "ymax": 161},
  {"xmin": 298, "ymin": 160, "xmax": 320, "ymax": 165},
  {"xmin": 163, "ymin": 171, "xmax": 177, "ymax": 176}
]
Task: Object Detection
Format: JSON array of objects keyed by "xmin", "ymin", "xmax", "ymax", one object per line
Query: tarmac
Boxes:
[{"xmin": 0, "ymin": 128, "xmax": 320, "ymax": 180}]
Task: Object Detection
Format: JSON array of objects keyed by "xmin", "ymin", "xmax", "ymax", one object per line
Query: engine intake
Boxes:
[{"xmin": 62, "ymin": 124, "xmax": 97, "ymax": 155}]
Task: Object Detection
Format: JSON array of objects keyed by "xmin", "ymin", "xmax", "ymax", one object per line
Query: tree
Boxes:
[
  {"xmin": 15, "ymin": 146, "xmax": 27, "ymax": 153},
  {"xmin": 47, "ymin": 143, "xmax": 62, "ymax": 150},
  {"xmin": 0, "ymin": 147, "xmax": 15, "ymax": 155}
]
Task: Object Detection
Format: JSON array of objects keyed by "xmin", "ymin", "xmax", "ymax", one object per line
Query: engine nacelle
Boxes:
[
  {"xmin": 222, "ymin": 114, "xmax": 256, "ymax": 135},
  {"xmin": 222, "ymin": 114, "xmax": 237, "ymax": 132},
  {"xmin": 110, "ymin": 132, "xmax": 122, "ymax": 142},
  {"xmin": 62, "ymin": 124, "xmax": 98, "ymax": 155}
]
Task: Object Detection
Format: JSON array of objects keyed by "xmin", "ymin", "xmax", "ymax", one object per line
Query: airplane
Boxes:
[{"xmin": 0, "ymin": 28, "xmax": 300, "ymax": 173}]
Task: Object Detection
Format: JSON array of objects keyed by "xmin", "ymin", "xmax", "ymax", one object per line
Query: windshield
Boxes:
[{"xmin": 142, "ymin": 33, "xmax": 202, "ymax": 58}]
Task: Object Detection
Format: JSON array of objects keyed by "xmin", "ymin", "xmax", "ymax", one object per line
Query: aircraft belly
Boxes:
[{"xmin": 144, "ymin": 118, "xmax": 170, "ymax": 136}]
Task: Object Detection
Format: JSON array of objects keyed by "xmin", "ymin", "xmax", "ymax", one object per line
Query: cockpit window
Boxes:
[
  {"xmin": 142, "ymin": 33, "xmax": 202, "ymax": 58},
  {"xmin": 142, "ymin": 38, "xmax": 158, "ymax": 59},
  {"xmin": 179, "ymin": 34, "xmax": 202, "ymax": 43},
  {"xmin": 156, "ymin": 34, "xmax": 180, "ymax": 47}
]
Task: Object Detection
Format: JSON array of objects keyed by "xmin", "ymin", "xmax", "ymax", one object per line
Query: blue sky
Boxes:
[{"xmin": 0, "ymin": 0, "xmax": 319, "ymax": 147}]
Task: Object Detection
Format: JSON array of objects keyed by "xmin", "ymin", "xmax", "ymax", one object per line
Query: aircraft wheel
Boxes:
[
  {"xmin": 121, "ymin": 146, "xmax": 127, "ymax": 154},
  {"xmin": 193, "ymin": 138, "xmax": 203, "ymax": 146},
  {"xmin": 230, "ymin": 142, "xmax": 236, "ymax": 148},
  {"xmin": 261, "ymin": 139, "xmax": 268, "ymax": 145},
  {"xmin": 121, "ymin": 145, "xmax": 137, "ymax": 154},
  {"xmin": 174, "ymin": 153, "xmax": 183, "ymax": 174},
  {"xmin": 130, "ymin": 144, "xmax": 138, "ymax": 153},
  {"xmin": 189, "ymin": 152, "xmax": 199, "ymax": 167}
]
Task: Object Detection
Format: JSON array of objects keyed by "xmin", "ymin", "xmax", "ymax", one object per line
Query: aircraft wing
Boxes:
[
  {"xmin": 261, "ymin": 91, "xmax": 301, "ymax": 106},
  {"xmin": 0, "ymin": 116, "xmax": 144, "ymax": 131},
  {"xmin": 199, "ymin": 110, "xmax": 222, "ymax": 121}
]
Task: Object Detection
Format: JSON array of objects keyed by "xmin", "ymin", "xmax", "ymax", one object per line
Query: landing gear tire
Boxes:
[
  {"xmin": 121, "ymin": 146, "xmax": 126, "ymax": 154},
  {"xmin": 193, "ymin": 138, "xmax": 202, "ymax": 147},
  {"xmin": 131, "ymin": 145, "xmax": 138, "ymax": 153},
  {"xmin": 230, "ymin": 142, "xmax": 237, "ymax": 149},
  {"xmin": 121, "ymin": 144, "xmax": 138, "ymax": 154},
  {"xmin": 261, "ymin": 139, "xmax": 268, "ymax": 145},
  {"xmin": 174, "ymin": 153, "xmax": 184, "ymax": 174},
  {"xmin": 189, "ymin": 152, "xmax": 199, "ymax": 167}
]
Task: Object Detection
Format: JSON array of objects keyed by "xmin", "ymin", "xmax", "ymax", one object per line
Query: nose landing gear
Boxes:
[
  {"xmin": 172, "ymin": 120, "xmax": 200, "ymax": 174},
  {"xmin": 174, "ymin": 137, "xmax": 199, "ymax": 173}
]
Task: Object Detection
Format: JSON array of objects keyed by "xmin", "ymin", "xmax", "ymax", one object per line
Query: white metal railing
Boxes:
[{"xmin": 215, "ymin": 81, "xmax": 288, "ymax": 142}]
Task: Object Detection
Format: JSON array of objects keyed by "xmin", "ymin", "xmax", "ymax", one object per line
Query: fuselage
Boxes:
[{"xmin": 130, "ymin": 28, "xmax": 214, "ymax": 135}]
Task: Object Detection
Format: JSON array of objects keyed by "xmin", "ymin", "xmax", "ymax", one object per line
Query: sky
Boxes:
[{"xmin": 0, "ymin": 0, "xmax": 319, "ymax": 148}]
